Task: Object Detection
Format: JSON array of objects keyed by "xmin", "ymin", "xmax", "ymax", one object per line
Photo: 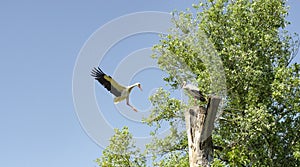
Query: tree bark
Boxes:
[{"xmin": 184, "ymin": 96, "xmax": 221, "ymax": 167}]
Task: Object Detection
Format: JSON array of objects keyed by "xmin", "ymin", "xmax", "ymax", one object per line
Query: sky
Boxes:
[{"xmin": 0, "ymin": 1, "xmax": 299, "ymax": 167}]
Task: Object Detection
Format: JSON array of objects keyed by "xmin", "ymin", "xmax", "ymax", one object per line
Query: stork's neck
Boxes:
[
  {"xmin": 127, "ymin": 83, "xmax": 140, "ymax": 91},
  {"xmin": 129, "ymin": 83, "xmax": 139, "ymax": 88}
]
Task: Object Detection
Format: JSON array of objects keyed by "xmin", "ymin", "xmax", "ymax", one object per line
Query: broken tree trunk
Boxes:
[{"xmin": 184, "ymin": 96, "xmax": 221, "ymax": 167}]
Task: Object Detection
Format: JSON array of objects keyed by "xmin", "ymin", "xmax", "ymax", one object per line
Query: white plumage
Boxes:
[
  {"xmin": 182, "ymin": 82, "xmax": 206, "ymax": 102},
  {"xmin": 91, "ymin": 67, "xmax": 142, "ymax": 112}
]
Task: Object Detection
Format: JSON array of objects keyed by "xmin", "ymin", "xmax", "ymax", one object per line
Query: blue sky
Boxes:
[{"xmin": 0, "ymin": 1, "xmax": 299, "ymax": 167}]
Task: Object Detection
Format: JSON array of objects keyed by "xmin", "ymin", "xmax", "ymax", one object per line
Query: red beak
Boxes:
[{"xmin": 138, "ymin": 85, "xmax": 142, "ymax": 91}]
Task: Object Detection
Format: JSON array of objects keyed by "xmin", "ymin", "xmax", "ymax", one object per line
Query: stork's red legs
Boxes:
[{"xmin": 126, "ymin": 98, "xmax": 138, "ymax": 112}]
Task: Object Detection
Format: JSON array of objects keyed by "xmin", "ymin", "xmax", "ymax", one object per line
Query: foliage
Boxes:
[
  {"xmin": 95, "ymin": 126, "xmax": 146, "ymax": 167},
  {"xmin": 144, "ymin": 88, "xmax": 189, "ymax": 166},
  {"xmin": 150, "ymin": 0, "xmax": 300, "ymax": 166},
  {"xmin": 96, "ymin": 0, "xmax": 300, "ymax": 166}
]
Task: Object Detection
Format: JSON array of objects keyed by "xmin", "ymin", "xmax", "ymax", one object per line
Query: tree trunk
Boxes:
[{"xmin": 184, "ymin": 96, "xmax": 221, "ymax": 167}]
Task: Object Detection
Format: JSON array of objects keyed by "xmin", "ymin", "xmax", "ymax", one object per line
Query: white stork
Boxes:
[
  {"xmin": 182, "ymin": 82, "xmax": 206, "ymax": 102},
  {"xmin": 91, "ymin": 67, "xmax": 142, "ymax": 112}
]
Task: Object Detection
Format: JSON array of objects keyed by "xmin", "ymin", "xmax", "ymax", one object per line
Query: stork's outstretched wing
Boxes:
[{"xmin": 91, "ymin": 67, "xmax": 125, "ymax": 97}]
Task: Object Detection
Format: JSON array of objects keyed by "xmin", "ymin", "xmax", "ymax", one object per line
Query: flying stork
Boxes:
[
  {"xmin": 182, "ymin": 82, "xmax": 206, "ymax": 102},
  {"xmin": 91, "ymin": 67, "xmax": 142, "ymax": 112}
]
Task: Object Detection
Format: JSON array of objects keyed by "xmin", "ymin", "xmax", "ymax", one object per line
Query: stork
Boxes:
[
  {"xmin": 91, "ymin": 67, "xmax": 142, "ymax": 112},
  {"xmin": 182, "ymin": 82, "xmax": 206, "ymax": 103}
]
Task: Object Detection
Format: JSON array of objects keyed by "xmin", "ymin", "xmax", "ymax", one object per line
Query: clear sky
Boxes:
[{"xmin": 0, "ymin": 1, "xmax": 299, "ymax": 167}]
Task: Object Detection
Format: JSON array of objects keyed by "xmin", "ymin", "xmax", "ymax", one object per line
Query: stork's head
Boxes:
[{"xmin": 136, "ymin": 82, "xmax": 142, "ymax": 91}]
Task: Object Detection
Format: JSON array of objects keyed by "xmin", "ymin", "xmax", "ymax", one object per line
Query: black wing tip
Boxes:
[
  {"xmin": 200, "ymin": 96, "xmax": 207, "ymax": 102},
  {"xmin": 199, "ymin": 92, "xmax": 207, "ymax": 102},
  {"xmin": 91, "ymin": 67, "xmax": 105, "ymax": 78}
]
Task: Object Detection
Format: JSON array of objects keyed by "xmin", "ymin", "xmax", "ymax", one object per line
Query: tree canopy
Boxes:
[
  {"xmin": 95, "ymin": 127, "xmax": 146, "ymax": 167},
  {"xmin": 97, "ymin": 0, "xmax": 300, "ymax": 166}
]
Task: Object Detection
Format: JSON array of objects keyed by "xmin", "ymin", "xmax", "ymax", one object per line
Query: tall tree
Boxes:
[
  {"xmin": 97, "ymin": 0, "xmax": 300, "ymax": 166},
  {"xmin": 147, "ymin": 0, "xmax": 300, "ymax": 166}
]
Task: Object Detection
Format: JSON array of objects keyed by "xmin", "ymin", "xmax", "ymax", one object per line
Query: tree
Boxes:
[
  {"xmin": 97, "ymin": 0, "xmax": 300, "ymax": 166},
  {"xmin": 95, "ymin": 126, "xmax": 146, "ymax": 167}
]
